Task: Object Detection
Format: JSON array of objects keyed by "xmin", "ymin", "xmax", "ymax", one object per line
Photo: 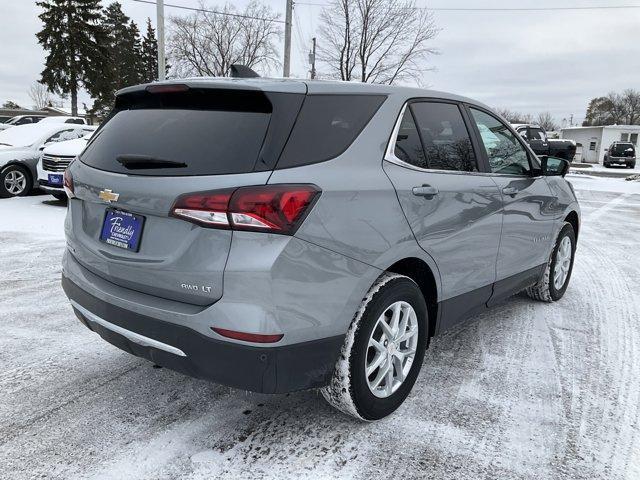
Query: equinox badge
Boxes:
[{"xmin": 99, "ymin": 189, "xmax": 120, "ymax": 203}]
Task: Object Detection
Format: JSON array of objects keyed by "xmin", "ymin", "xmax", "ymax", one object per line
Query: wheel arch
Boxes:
[
  {"xmin": 564, "ymin": 210, "xmax": 579, "ymax": 241},
  {"xmin": 385, "ymin": 257, "xmax": 438, "ymax": 338},
  {"xmin": 2, "ymin": 160, "xmax": 34, "ymax": 184}
]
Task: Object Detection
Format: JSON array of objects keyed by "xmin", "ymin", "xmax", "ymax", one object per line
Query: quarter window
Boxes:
[
  {"xmin": 393, "ymin": 109, "xmax": 426, "ymax": 168},
  {"xmin": 470, "ymin": 108, "xmax": 531, "ymax": 175}
]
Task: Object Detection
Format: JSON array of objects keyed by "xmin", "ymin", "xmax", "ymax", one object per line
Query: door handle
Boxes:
[
  {"xmin": 502, "ymin": 186, "xmax": 519, "ymax": 196},
  {"xmin": 412, "ymin": 185, "xmax": 439, "ymax": 198}
]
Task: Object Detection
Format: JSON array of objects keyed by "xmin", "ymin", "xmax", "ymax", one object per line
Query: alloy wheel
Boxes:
[
  {"xmin": 365, "ymin": 301, "xmax": 419, "ymax": 398},
  {"xmin": 554, "ymin": 236, "xmax": 572, "ymax": 290},
  {"xmin": 4, "ymin": 169, "xmax": 27, "ymax": 195}
]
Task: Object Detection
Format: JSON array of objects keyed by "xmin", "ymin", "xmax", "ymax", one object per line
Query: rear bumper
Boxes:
[
  {"xmin": 62, "ymin": 275, "xmax": 344, "ymax": 393},
  {"xmin": 605, "ymin": 158, "xmax": 635, "ymax": 166}
]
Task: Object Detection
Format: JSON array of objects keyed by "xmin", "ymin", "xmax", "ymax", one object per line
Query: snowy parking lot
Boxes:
[{"xmin": 1, "ymin": 176, "xmax": 639, "ymax": 480}]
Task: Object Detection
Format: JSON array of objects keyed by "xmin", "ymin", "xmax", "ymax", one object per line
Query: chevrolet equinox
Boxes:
[{"xmin": 62, "ymin": 78, "xmax": 580, "ymax": 420}]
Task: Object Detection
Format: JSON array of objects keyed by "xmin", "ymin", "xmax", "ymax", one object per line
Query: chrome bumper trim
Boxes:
[{"xmin": 70, "ymin": 301, "xmax": 187, "ymax": 357}]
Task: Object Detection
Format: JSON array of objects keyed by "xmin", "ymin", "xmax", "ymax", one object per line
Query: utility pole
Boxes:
[
  {"xmin": 309, "ymin": 37, "xmax": 317, "ymax": 79},
  {"xmin": 283, "ymin": 0, "xmax": 293, "ymax": 77},
  {"xmin": 157, "ymin": 0, "xmax": 166, "ymax": 81}
]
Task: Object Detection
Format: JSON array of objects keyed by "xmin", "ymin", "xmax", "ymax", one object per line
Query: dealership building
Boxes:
[{"xmin": 560, "ymin": 125, "xmax": 640, "ymax": 164}]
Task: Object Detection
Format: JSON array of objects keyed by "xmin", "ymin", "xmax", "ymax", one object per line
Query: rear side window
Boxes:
[
  {"xmin": 80, "ymin": 89, "xmax": 279, "ymax": 176},
  {"xmin": 529, "ymin": 127, "xmax": 546, "ymax": 140},
  {"xmin": 276, "ymin": 94, "xmax": 386, "ymax": 169},
  {"xmin": 410, "ymin": 102, "xmax": 478, "ymax": 172}
]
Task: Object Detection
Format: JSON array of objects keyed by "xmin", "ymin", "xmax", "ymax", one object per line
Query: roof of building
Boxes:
[{"xmin": 561, "ymin": 125, "xmax": 640, "ymax": 131}]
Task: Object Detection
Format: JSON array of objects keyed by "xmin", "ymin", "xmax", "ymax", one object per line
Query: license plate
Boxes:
[
  {"xmin": 99, "ymin": 209, "xmax": 145, "ymax": 252},
  {"xmin": 48, "ymin": 174, "xmax": 63, "ymax": 186}
]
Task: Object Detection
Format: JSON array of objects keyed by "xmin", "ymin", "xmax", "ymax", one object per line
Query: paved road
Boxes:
[{"xmin": 1, "ymin": 187, "xmax": 639, "ymax": 480}]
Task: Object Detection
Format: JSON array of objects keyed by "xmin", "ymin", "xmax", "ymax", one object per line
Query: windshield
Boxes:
[
  {"xmin": 5, "ymin": 117, "xmax": 22, "ymax": 125},
  {"xmin": 0, "ymin": 126, "xmax": 46, "ymax": 147},
  {"xmin": 611, "ymin": 143, "xmax": 635, "ymax": 157}
]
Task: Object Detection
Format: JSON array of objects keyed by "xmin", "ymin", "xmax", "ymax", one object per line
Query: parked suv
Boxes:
[
  {"xmin": 604, "ymin": 142, "xmax": 636, "ymax": 168},
  {"xmin": 62, "ymin": 79, "xmax": 580, "ymax": 420}
]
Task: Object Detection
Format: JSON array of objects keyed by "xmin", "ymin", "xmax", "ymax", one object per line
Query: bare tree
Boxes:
[
  {"xmin": 319, "ymin": 0, "xmax": 438, "ymax": 84},
  {"xmin": 167, "ymin": 1, "xmax": 281, "ymax": 77},
  {"xmin": 494, "ymin": 107, "xmax": 532, "ymax": 124},
  {"xmin": 621, "ymin": 89, "xmax": 640, "ymax": 125},
  {"xmin": 536, "ymin": 111, "xmax": 558, "ymax": 131},
  {"xmin": 28, "ymin": 82, "xmax": 52, "ymax": 110}
]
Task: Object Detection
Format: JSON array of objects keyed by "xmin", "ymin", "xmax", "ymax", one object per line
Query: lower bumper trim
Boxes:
[{"xmin": 71, "ymin": 301, "xmax": 187, "ymax": 357}]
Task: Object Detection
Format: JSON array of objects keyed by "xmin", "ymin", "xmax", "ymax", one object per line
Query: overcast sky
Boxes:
[{"xmin": 1, "ymin": 0, "xmax": 639, "ymax": 125}]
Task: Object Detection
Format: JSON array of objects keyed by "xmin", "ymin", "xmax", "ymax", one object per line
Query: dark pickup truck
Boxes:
[{"xmin": 513, "ymin": 124, "xmax": 576, "ymax": 161}]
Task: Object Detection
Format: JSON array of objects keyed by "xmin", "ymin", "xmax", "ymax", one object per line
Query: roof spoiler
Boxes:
[{"xmin": 230, "ymin": 65, "xmax": 260, "ymax": 78}]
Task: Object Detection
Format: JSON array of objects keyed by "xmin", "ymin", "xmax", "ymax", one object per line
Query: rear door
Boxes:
[
  {"xmin": 466, "ymin": 107, "xmax": 556, "ymax": 303},
  {"xmin": 383, "ymin": 100, "xmax": 503, "ymax": 318},
  {"xmin": 67, "ymin": 86, "xmax": 304, "ymax": 306}
]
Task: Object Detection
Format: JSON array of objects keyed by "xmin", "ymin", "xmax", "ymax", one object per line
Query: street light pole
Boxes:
[
  {"xmin": 309, "ymin": 37, "xmax": 316, "ymax": 79},
  {"xmin": 157, "ymin": 0, "xmax": 166, "ymax": 81},
  {"xmin": 283, "ymin": 0, "xmax": 293, "ymax": 77}
]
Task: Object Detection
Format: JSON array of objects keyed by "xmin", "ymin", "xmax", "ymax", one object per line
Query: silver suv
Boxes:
[{"xmin": 62, "ymin": 79, "xmax": 580, "ymax": 420}]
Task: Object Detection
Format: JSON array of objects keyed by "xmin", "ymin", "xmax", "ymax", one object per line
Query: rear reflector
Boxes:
[
  {"xmin": 212, "ymin": 327, "xmax": 283, "ymax": 344},
  {"xmin": 171, "ymin": 184, "xmax": 320, "ymax": 234}
]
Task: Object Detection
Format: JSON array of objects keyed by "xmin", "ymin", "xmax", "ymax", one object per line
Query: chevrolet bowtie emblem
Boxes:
[{"xmin": 99, "ymin": 189, "xmax": 120, "ymax": 203}]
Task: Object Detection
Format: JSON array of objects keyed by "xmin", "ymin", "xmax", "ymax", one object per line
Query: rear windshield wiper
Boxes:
[{"xmin": 116, "ymin": 154, "xmax": 187, "ymax": 169}]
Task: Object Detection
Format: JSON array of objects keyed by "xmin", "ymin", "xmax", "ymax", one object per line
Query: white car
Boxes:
[
  {"xmin": 0, "ymin": 123, "xmax": 96, "ymax": 198},
  {"xmin": 38, "ymin": 116, "xmax": 88, "ymax": 125},
  {"xmin": 0, "ymin": 114, "xmax": 46, "ymax": 131},
  {"xmin": 37, "ymin": 131, "xmax": 94, "ymax": 200}
]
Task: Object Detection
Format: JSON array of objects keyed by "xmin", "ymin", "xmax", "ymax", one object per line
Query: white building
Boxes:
[{"xmin": 560, "ymin": 125, "xmax": 640, "ymax": 164}]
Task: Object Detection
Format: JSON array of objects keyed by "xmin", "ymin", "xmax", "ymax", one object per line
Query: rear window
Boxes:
[
  {"xmin": 81, "ymin": 89, "xmax": 279, "ymax": 176},
  {"xmin": 276, "ymin": 94, "xmax": 386, "ymax": 169}
]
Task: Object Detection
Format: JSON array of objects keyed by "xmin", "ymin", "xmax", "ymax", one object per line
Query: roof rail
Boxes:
[{"xmin": 230, "ymin": 65, "xmax": 260, "ymax": 78}]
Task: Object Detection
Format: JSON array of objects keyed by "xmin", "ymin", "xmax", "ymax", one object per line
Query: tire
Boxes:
[
  {"xmin": 0, "ymin": 164, "xmax": 32, "ymax": 198},
  {"xmin": 51, "ymin": 191, "xmax": 67, "ymax": 201},
  {"xmin": 526, "ymin": 222, "xmax": 576, "ymax": 302},
  {"xmin": 321, "ymin": 273, "xmax": 428, "ymax": 421}
]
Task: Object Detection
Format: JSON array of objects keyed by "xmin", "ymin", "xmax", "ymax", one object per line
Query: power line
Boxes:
[
  {"xmin": 296, "ymin": 2, "xmax": 640, "ymax": 12},
  {"xmin": 129, "ymin": 0, "xmax": 286, "ymax": 23}
]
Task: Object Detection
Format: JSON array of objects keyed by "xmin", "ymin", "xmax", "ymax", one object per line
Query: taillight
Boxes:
[
  {"xmin": 63, "ymin": 168, "xmax": 74, "ymax": 198},
  {"xmin": 171, "ymin": 184, "xmax": 320, "ymax": 234}
]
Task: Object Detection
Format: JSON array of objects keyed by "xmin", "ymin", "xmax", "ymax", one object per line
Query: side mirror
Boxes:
[{"xmin": 540, "ymin": 155, "xmax": 570, "ymax": 177}]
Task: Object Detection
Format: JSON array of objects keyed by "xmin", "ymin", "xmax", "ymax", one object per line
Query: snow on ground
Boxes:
[
  {"xmin": 567, "ymin": 173, "xmax": 640, "ymax": 195},
  {"xmin": 1, "ymin": 186, "xmax": 639, "ymax": 480},
  {"xmin": 571, "ymin": 163, "xmax": 637, "ymax": 177}
]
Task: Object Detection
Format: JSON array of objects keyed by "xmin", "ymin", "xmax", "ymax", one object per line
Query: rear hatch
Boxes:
[
  {"xmin": 67, "ymin": 82, "xmax": 305, "ymax": 305},
  {"xmin": 611, "ymin": 143, "xmax": 635, "ymax": 159}
]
